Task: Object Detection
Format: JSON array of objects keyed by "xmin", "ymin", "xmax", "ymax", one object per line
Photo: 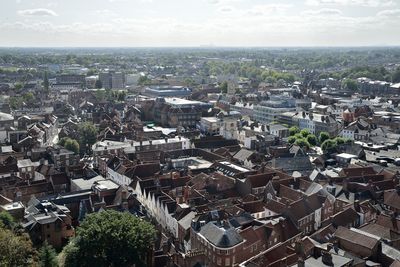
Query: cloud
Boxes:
[
  {"xmin": 94, "ymin": 9, "xmax": 118, "ymax": 17},
  {"xmin": 109, "ymin": 0, "xmax": 152, "ymax": 2},
  {"xmin": 17, "ymin": 8, "xmax": 58, "ymax": 17},
  {"xmin": 247, "ymin": 4, "xmax": 292, "ymax": 16},
  {"xmin": 377, "ymin": 9, "xmax": 400, "ymax": 16},
  {"xmin": 218, "ymin": 6, "xmax": 234, "ymax": 12},
  {"xmin": 305, "ymin": 0, "xmax": 395, "ymax": 7},
  {"xmin": 207, "ymin": 0, "xmax": 242, "ymax": 5},
  {"xmin": 2, "ymin": 3, "xmax": 400, "ymax": 46},
  {"xmin": 302, "ymin": 8, "xmax": 343, "ymax": 16}
]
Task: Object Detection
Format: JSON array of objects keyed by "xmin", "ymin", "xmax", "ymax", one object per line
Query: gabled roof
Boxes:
[
  {"xmin": 233, "ymin": 149, "xmax": 255, "ymax": 162},
  {"xmin": 335, "ymin": 226, "xmax": 379, "ymax": 251},
  {"xmin": 286, "ymin": 194, "xmax": 322, "ymax": 222},
  {"xmin": 199, "ymin": 222, "xmax": 243, "ymax": 248},
  {"xmin": 331, "ymin": 207, "xmax": 359, "ymax": 227},
  {"xmin": 384, "ymin": 189, "xmax": 400, "ymax": 210}
]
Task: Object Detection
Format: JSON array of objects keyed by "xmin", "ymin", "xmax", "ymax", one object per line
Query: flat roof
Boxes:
[
  {"xmin": 94, "ymin": 179, "xmax": 119, "ymax": 191},
  {"xmin": 165, "ymin": 97, "xmax": 205, "ymax": 107},
  {"xmin": 71, "ymin": 175, "xmax": 105, "ymax": 191},
  {"xmin": 1, "ymin": 202, "xmax": 24, "ymax": 211}
]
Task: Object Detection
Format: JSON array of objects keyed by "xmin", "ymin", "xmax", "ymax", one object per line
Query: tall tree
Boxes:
[
  {"xmin": 343, "ymin": 79, "xmax": 358, "ymax": 91},
  {"xmin": 39, "ymin": 242, "xmax": 58, "ymax": 267},
  {"xmin": 220, "ymin": 81, "xmax": 228, "ymax": 94},
  {"xmin": 64, "ymin": 138, "xmax": 80, "ymax": 155},
  {"xmin": 319, "ymin": 131, "xmax": 330, "ymax": 144},
  {"xmin": 306, "ymin": 134, "xmax": 318, "ymax": 146},
  {"xmin": 62, "ymin": 210, "xmax": 156, "ymax": 267},
  {"xmin": 78, "ymin": 122, "xmax": 98, "ymax": 154},
  {"xmin": 289, "ymin": 126, "xmax": 300, "ymax": 136},
  {"xmin": 393, "ymin": 68, "xmax": 400, "ymax": 83}
]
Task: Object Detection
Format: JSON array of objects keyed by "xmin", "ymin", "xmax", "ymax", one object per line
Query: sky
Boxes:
[{"xmin": 1, "ymin": 0, "xmax": 400, "ymax": 47}]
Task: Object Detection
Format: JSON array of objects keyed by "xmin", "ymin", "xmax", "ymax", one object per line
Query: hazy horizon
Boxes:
[{"xmin": 1, "ymin": 0, "xmax": 400, "ymax": 47}]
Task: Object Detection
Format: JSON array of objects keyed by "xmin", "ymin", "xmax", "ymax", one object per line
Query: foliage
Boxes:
[
  {"xmin": 58, "ymin": 137, "xmax": 68, "ymax": 147},
  {"xmin": 319, "ymin": 131, "xmax": 330, "ymax": 144},
  {"xmin": 342, "ymin": 79, "xmax": 358, "ymax": 91},
  {"xmin": 60, "ymin": 239, "xmax": 80, "ymax": 267},
  {"xmin": 62, "ymin": 210, "xmax": 156, "ymax": 267},
  {"xmin": 58, "ymin": 137, "xmax": 80, "ymax": 154},
  {"xmin": 335, "ymin": 137, "xmax": 347, "ymax": 145},
  {"xmin": 9, "ymin": 92, "xmax": 36, "ymax": 109},
  {"xmin": 306, "ymin": 134, "xmax": 318, "ymax": 146},
  {"xmin": 64, "ymin": 138, "xmax": 80, "ymax": 154},
  {"xmin": 0, "ymin": 226, "xmax": 37, "ymax": 266},
  {"xmin": 0, "ymin": 211, "xmax": 15, "ymax": 230},
  {"xmin": 287, "ymin": 136, "xmax": 296, "ymax": 144},
  {"xmin": 321, "ymin": 139, "xmax": 337, "ymax": 152},
  {"xmin": 393, "ymin": 68, "xmax": 400, "ymax": 83},
  {"xmin": 78, "ymin": 122, "xmax": 98, "ymax": 154},
  {"xmin": 220, "ymin": 81, "xmax": 228, "ymax": 94},
  {"xmin": 300, "ymin": 129, "xmax": 311, "ymax": 138},
  {"xmin": 294, "ymin": 138, "xmax": 310, "ymax": 149},
  {"xmin": 39, "ymin": 242, "xmax": 58, "ymax": 267},
  {"xmin": 138, "ymin": 75, "xmax": 150, "ymax": 85},
  {"xmin": 14, "ymin": 82, "xmax": 23, "ymax": 91},
  {"xmin": 289, "ymin": 126, "xmax": 300, "ymax": 136}
]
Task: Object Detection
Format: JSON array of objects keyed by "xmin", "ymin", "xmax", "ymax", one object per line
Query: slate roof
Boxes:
[
  {"xmin": 331, "ymin": 207, "xmax": 359, "ymax": 227},
  {"xmin": 233, "ymin": 148, "xmax": 255, "ymax": 162},
  {"xmin": 335, "ymin": 226, "xmax": 379, "ymax": 251},
  {"xmin": 199, "ymin": 222, "xmax": 243, "ymax": 248},
  {"xmin": 360, "ymin": 223, "xmax": 400, "ymax": 241},
  {"xmin": 384, "ymin": 189, "xmax": 400, "ymax": 210},
  {"xmin": 286, "ymin": 194, "xmax": 322, "ymax": 222}
]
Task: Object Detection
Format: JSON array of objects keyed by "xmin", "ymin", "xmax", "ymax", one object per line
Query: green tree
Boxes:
[
  {"xmin": 220, "ymin": 81, "xmax": 228, "ymax": 94},
  {"xmin": 117, "ymin": 91, "xmax": 126, "ymax": 102},
  {"xmin": 289, "ymin": 126, "xmax": 300, "ymax": 136},
  {"xmin": 319, "ymin": 131, "xmax": 330, "ymax": 144},
  {"xmin": 64, "ymin": 138, "xmax": 80, "ymax": 155},
  {"xmin": 39, "ymin": 242, "xmax": 58, "ymax": 267},
  {"xmin": 58, "ymin": 137, "xmax": 68, "ymax": 147},
  {"xmin": 23, "ymin": 92, "xmax": 35, "ymax": 104},
  {"xmin": 61, "ymin": 239, "xmax": 79, "ymax": 267},
  {"xmin": 287, "ymin": 136, "xmax": 296, "ymax": 144},
  {"xmin": 294, "ymin": 138, "xmax": 310, "ymax": 149},
  {"xmin": 138, "ymin": 75, "xmax": 149, "ymax": 85},
  {"xmin": 334, "ymin": 137, "xmax": 347, "ymax": 145},
  {"xmin": 63, "ymin": 210, "xmax": 156, "ymax": 267},
  {"xmin": 343, "ymin": 79, "xmax": 358, "ymax": 91},
  {"xmin": 0, "ymin": 227, "xmax": 37, "ymax": 266},
  {"xmin": 321, "ymin": 139, "xmax": 337, "ymax": 152},
  {"xmin": 306, "ymin": 134, "xmax": 318, "ymax": 146},
  {"xmin": 300, "ymin": 129, "xmax": 311, "ymax": 138},
  {"xmin": 14, "ymin": 82, "xmax": 23, "ymax": 91},
  {"xmin": 0, "ymin": 211, "xmax": 15, "ymax": 229},
  {"xmin": 78, "ymin": 122, "xmax": 98, "ymax": 154},
  {"xmin": 392, "ymin": 68, "xmax": 400, "ymax": 83}
]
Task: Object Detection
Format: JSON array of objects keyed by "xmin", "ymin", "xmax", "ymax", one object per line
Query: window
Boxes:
[
  {"xmin": 225, "ymin": 258, "xmax": 231, "ymax": 266},
  {"xmin": 217, "ymin": 257, "xmax": 222, "ymax": 266}
]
